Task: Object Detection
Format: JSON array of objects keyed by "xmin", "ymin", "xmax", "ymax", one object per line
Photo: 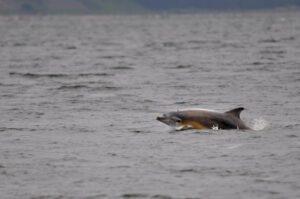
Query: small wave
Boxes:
[
  {"xmin": 9, "ymin": 72, "xmax": 113, "ymax": 78},
  {"xmin": 111, "ymin": 66, "xmax": 133, "ymax": 70},
  {"xmin": 259, "ymin": 38, "xmax": 278, "ymax": 43},
  {"xmin": 10, "ymin": 72, "xmax": 68, "ymax": 78},
  {"xmin": 100, "ymin": 55, "xmax": 126, "ymax": 59},
  {"xmin": 57, "ymin": 85, "xmax": 90, "ymax": 90},
  {"xmin": 152, "ymin": 195, "xmax": 173, "ymax": 199},
  {"xmin": 64, "ymin": 45, "xmax": 77, "ymax": 50},
  {"xmin": 174, "ymin": 101, "xmax": 187, "ymax": 104},
  {"xmin": 187, "ymin": 39, "xmax": 221, "ymax": 45},
  {"xmin": 259, "ymin": 36, "xmax": 295, "ymax": 43},
  {"xmin": 178, "ymin": 168, "xmax": 198, "ymax": 173},
  {"xmin": 0, "ymin": 83, "xmax": 19, "ymax": 87},
  {"xmin": 56, "ymin": 85, "xmax": 122, "ymax": 91},
  {"xmin": 13, "ymin": 42, "xmax": 27, "ymax": 47},
  {"xmin": 122, "ymin": 193, "xmax": 148, "ymax": 198},
  {"xmin": 30, "ymin": 195, "xmax": 64, "ymax": 199},
  {"xmin": 121, "ymin": 194, "xmax": 173, "ymax": 199},
  {"xmin": 174, "ymin": 64, "xmax": 193, "ymax": 69},
  {"xmin": 251, "ymin": 62, "xmax": 265, "ymax": 66},
  {"xmin": 0, "ymin": 127, "xmax": 36, "ymax": 132},
  {"xmin": 249, "ymin": 118, "xmax": 270, "ymax": 131},
  {"xmin": 94, "ymin": 86, "xmax": 122, "ymax": 91},
  {"xmin": 284, "ymin": 123, "xmax": 300, "ymax": 129},
  {"xmin": 163, "ymin": 41, "xmax": 177, "ymax": 47},
  {"xmin": 260, "ymin": 49, "xmax": 286, "ymax": 55},
  {"xmin": 77, "ymin": 73, "xmax": 113, "ymax": 77}
]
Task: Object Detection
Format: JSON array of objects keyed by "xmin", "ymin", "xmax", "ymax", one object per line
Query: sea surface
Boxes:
[{"xmin": 0, "ymin": 11, "xmax": 299, "ymax": 199}]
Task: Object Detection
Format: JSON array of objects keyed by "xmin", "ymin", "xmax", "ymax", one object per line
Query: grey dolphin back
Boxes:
[{"xmin": 224, "ymin": 107, "xmax": 245, "ymax": 119}]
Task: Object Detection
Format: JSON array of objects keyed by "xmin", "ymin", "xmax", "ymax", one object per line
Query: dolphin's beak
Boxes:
[{"xmin": 156, "ymin": 116, "xmax": 164, "ymax": 121}]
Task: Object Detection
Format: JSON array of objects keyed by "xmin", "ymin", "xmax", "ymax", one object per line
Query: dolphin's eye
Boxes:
[{"xmin": 172, "ymin": 116, "xmax": 182, "ymax": 123}]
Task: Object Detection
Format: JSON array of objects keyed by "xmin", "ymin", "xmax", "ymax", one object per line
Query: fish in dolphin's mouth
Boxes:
[{"xmin": 157, "ymin": 107, "xmax": 251, "ymax": 130}]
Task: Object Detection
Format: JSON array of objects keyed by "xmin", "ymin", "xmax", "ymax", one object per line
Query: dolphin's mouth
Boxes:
[
  {"xmin": 156, "ymin": 115, "xmax": 172, "ymax": 125},
  {"xmin": 156, "ymin": 115, "xmax": 182, "ymax": 128},
  {"xmin": 157, "ymin": 115, "xmax": 189, "ymax": 130},
  {"xmin": 156, "ymin": 116, "xmax": 164, "ymax": 121}
]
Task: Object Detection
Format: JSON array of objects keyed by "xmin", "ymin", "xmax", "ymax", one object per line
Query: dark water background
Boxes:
[{"xmin": 0, "ymin": 11, "xmax": 300, "ymax": 199}]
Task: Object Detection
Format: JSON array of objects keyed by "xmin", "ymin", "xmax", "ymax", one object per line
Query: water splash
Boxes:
[{"xmin": 249, "ymin": 118, "xmax": 270, "ymax": 131}]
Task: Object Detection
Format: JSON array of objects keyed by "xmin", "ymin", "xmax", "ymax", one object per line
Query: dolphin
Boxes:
[{"xmin": 156, "ymin": 107, "xmax": 250, "ymax": 130}]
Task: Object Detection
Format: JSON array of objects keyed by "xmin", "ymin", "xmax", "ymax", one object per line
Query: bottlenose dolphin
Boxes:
[{"xmin": 157, "ymin": 107, "xmax": 250, "ymax": 130}]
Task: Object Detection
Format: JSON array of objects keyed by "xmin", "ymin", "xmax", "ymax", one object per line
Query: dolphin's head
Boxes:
[{"xmin": 156, "ymin": 112, "xmax": 182, "ymax": 127}]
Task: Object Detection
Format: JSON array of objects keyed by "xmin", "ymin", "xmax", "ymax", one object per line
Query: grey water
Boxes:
[{"xmin": 0, "ymin": 11, "xmax": 300, "ymax": 199}]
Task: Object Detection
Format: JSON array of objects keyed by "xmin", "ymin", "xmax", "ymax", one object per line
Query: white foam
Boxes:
[{"xmin": 249, "ymin": 118, "xmax": 270, "ymax": 131}]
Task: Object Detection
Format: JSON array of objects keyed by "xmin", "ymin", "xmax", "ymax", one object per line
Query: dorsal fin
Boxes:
[{"xmin": 225, "ymin": 107, "xmax": 245, "ymax": 119}]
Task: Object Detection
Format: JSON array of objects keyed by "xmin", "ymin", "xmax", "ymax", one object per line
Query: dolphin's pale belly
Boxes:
[
  {"xmin": 179, "ymin": 120, "xmax": 207, "ymax": 130},
  {"xmin": 178, "ymin": 117, "xmax": 234, "ymax": 130}
]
